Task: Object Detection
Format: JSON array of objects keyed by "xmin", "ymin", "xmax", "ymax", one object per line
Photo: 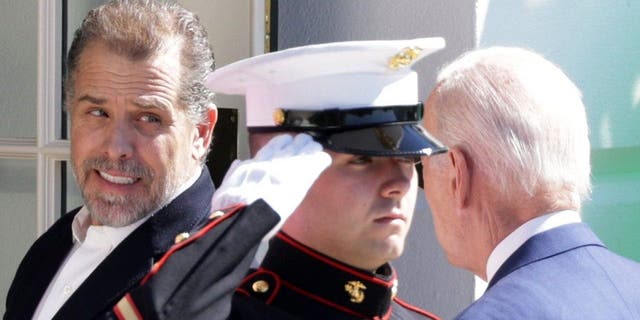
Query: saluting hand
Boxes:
[{"xmin": 211, "ymin": 133, "xmax": 331, "ymax": 240}]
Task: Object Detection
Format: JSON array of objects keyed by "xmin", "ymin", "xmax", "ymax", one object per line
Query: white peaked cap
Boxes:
[{"xmin": 206, "ymin": 37, "xmax": 448, "ymax": 157}]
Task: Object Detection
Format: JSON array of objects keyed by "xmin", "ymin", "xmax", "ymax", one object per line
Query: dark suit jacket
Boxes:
[
  {"xmin": 456, "ymin": 223, "xmax": 640, "ymax": 319},
  {"xmin": 4, "ymin": 167, "xmax": 277, "ymax": 320}
]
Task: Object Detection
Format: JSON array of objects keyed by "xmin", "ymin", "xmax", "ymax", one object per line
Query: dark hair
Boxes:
[{"xmin": 64, "ymin": 0, "xmax": 215, "ymax": 125}]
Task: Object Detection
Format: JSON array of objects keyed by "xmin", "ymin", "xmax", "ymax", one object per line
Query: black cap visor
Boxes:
[
  {"xmin": 247, "ymin": 104, "xmax": 447, "ymax": 157},
  {"xmin": 313, "ymin": 123, "xmax": 447, "ymax": 157}
]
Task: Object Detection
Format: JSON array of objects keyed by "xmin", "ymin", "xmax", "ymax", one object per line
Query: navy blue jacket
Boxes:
[
  {"xmin": 456, "ymin": 223, "xmax": 640, "ymax": 319},
  {"xmin": 4, "ymin": 168, "xmax": 278, "ymax": 320}
]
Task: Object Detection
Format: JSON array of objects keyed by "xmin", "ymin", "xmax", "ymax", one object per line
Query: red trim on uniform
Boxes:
[
  {"xmin": 259, "ymin": 269, "xmax": 282, "ymax": 304},
  {"xmin": 379, "ymin": 305, "xmax": 392, "ymax": 320},
  {"xmin": 276, "ymin": 232, "xmax": 395, "ymax": 287},
  {"xmin": 280, "ymin": 278, "xmax": 369, "ymax": 319},
  {"xmin": 140, "ymin": 204, "xmax": 245, "ymax": 285},
  {"xmin": 235, "ymin": 287, "xmax": 250, "ymax": 297},
  {"xmin": 393, "ymin": 297, "xmax": 441, "ymax": 320},
  {"xmin": 113, "ymin": 305, "xmax": 126, "ymax": 320}
]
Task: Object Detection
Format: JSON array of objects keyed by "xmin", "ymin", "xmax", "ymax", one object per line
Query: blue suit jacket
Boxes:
[{"xmin": 456, "ymin": 223, "xmax": 640, "ymax": 319}]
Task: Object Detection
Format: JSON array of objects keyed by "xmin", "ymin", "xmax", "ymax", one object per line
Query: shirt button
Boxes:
[{"xmin": 63, "ymin": 285, "xmax": 73, "ymax": 296}]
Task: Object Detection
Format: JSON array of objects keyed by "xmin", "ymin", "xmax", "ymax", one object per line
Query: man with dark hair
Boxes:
[{"xmin": 4, "ymin": 1, "xmax": 326, "ymax": 319}]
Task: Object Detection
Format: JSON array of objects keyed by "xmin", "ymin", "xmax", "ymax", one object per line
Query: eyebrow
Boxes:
[
  {"xmin": 133, "ymin": 96, "xmax": 170, "ymax": 111},
  {"xmin": 75, "ymin": 94, "xmax": 171, "ymax": 112},
  {"xmin": 77, "ymin": 95, "xmax": 106, "ymax": 105}
]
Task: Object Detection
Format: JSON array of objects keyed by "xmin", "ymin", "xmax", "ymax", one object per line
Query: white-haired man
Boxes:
[{"xmin": 420, "ymin": 47, "xmax": 640, "ymax": 319}]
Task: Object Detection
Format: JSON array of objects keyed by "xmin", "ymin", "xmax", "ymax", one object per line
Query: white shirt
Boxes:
[
  {"xmin": 32, "ymin": 208, "xmax": 149, "ymax": 320},
  {"xmin": 485, "ymin": 210, "xmax": 582, "ymax": 284},
  {"xmin": 32, "ymin": 171, "xmax": 201, "ymax": 320}
]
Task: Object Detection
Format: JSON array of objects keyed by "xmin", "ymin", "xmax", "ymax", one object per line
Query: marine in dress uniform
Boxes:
[
  {"xmin": 233, "ymin": 232, "xmax": 439, "ymax": 320},
  {"xmin": 205, "ymin": 38, "xmax": 448, "ymax": 319}
]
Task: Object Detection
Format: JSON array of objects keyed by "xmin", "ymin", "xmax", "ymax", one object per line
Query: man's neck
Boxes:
[{"xmin": 484, "ymin": 210, "xmax": 581, "ymax": 283}]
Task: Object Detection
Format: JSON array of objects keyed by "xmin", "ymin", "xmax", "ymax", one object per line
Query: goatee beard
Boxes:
[{"xmin": 73, "ymin": 156, "xmax": 175, "ymax": 227}]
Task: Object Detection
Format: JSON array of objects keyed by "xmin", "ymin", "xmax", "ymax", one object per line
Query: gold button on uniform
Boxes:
[
  {"xmin": 391, "ymin": 279, "xmax": 398, "ymax": 299},
  {"xmin": 174, "ymin": 232, "xmax": 190, "ymax": 244},
  {"xmin": 209, "ymin": 210, "xmax": 225, "ymax": 220},
  {"xmin": 273, "ymin": 109, "xmax": 285, "ymax": 126},
  {"xmin": 252, "ymin": 280, "xmax": 270, "ymax": 293}
]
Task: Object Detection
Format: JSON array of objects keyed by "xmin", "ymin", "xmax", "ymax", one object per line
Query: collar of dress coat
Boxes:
[
  {"xmin": 71, "ymin": 170, "xmax": 202, "ymax": 244},
  {"xmin": 260, "ymin": 231, "xmax": 398, "ymax": 319},
  {"xmin": 486, "ymin": 210, "xmax": 582, "ymax": 284}
]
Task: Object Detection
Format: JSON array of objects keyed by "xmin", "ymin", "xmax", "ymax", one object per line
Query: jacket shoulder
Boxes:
[{"xmin": 4, "ymin": 207, "xmax": 80, "ymax": 320}]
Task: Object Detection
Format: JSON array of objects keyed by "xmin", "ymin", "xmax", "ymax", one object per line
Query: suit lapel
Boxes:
[
  {"xmin": 489, "ymin": 223, "xmax": 605, "ymax": 288},
  {"xmin": 53, "ymin": 168, "xmax": 215, "ymax": 319},
  {"xmin": 7, "ymin": 209, "xmax": 77, "ymax": 319}
]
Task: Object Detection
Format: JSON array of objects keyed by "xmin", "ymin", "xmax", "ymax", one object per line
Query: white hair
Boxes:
[{"xmin": 429, "ymin": 47, "xmax": 591, "ymax": 208}]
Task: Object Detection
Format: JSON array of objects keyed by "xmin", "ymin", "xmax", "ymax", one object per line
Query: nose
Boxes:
[
  {"xmin": 104, "ymin": 120, "xmax": 134, "ymax": 160},
  {"xmin": 379, "ymin": 158, "xmax": 414, "ymax": 199}
]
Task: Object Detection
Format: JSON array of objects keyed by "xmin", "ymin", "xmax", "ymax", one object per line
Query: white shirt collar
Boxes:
[
  {"xmin": 35, "ymin": 170, "xmax": 203, "ymax": 320},
  {"xmin": 71, "ymin": 207, "xmax": 150, "ymax": 246},
  {"xmin": 485, "ymin": 210, "xmax": 581, "ymax": 283}
]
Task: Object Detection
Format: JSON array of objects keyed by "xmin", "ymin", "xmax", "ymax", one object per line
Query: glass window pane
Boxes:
[
  {"xmin": 0, "ymin": 2, "xmax": 38, "ymax": 138},
  {"xmin": 65, "ymin": 0, "xmax": 106, "ymax": 52},
  {"xmin": 64, "ymin": 161, "xmax": 83, "ymax": 217},
  {"xmin": 0, "ymin": 158, "xmax": 38, "ymax": 315}
]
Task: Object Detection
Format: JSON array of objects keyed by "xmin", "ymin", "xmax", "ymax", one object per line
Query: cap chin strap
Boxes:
[{"xmin": 253, "ymin": 103, "xmax": 424, "ymax": 131}]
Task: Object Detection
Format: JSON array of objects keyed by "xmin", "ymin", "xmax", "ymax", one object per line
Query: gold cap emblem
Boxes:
[
  {"xmin": 344, "ymin": 280, "xmax": 367, "ymax": 303},
  {"xmin": 388, "ymin": 46, "xmax": 423, "ymax": 70},
  {"xmin": 273, "ymin": 108, "xmax": 286, "ymax": 126}
]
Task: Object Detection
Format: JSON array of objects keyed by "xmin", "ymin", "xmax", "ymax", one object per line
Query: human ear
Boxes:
[
  {"xmin": 192, "ymin": 104, "xmax": 218, "ymax": 160},
  {"xmin": 448, "ymin": 147, "xmax": 471, "ymax": 208}
]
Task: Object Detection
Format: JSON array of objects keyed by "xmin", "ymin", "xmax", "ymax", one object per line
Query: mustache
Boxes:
[{"xmin": 82, "ymin": 157, "xmax": 153, "ymax": 179}]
